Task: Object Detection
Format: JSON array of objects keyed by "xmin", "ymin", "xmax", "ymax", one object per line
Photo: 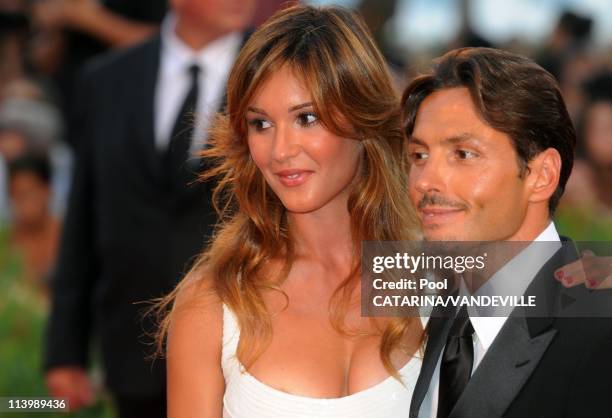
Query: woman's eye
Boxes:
[
  {"xmin": 456, "ymin": 149, "xmax": 478, "ymax": 160},
  {"xmin": 297, "ymin": 112, "xmax": 318, "ymax": 127},
  {"xmin": 247, "ymin": 118, "xmax": 272, "ymax": 131}
]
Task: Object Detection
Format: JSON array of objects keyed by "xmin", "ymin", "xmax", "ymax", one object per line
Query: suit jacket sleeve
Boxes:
[
  {"xmin": 44, "ymin": 65, "xmax": 98, "ymax": 370},
  {"xmin": 566, "ymin": 320, "xmax": 612, "ymax": 417}
]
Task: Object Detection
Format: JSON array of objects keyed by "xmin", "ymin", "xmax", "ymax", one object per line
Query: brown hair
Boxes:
[
  {"xmin": 401, "ymin": 47, "xmax": 576, "ymax": 213},
  {"xmin": 154, "ymin": 5, "xmax": 422, "ymax": 377}
]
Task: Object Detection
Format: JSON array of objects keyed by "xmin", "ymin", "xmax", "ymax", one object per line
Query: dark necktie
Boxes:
[
  {"xmin": 437, "ymin": 306, "xmax": 475, "ymax": 418},
  {"xmin": 163, "ymin": 63, "xmax": 201, "ymax": 189}
]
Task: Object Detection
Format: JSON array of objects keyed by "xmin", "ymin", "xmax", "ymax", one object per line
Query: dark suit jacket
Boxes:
[
  {"xmin": 411, "ymin": 239, "xmax": 612, "ymax": 418},
  {"xmin": 44, "ymin": 33, "xmax": 241, "ymax": 397}
]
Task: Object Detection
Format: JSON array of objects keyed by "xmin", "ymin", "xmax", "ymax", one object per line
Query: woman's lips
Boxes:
[{"xmin": 274, "ymin": 169, "xmax": 313, "ymax": 187}]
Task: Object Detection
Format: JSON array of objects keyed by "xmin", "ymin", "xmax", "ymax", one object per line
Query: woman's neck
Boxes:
[
  {"xmin": 594, "ymin": 164, "xmax": 612, "ymax": 209},
  {"xmin": 287, "ymin": 200, "xmax": 354, "ymax": 271}
]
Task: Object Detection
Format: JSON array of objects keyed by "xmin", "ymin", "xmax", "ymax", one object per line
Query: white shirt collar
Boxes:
[
  {"xmin": 467, "ymin": 222, "xmax": 561, "ymax": 352},
  {"xmin": 534, "ymin": 221, "xmax": 562, "ymax": 242},
  {"xmin": 160, "ymin": 13, "xmax": 242, "ymax": 80},
  {"xmin": 154, "ymin": 13, "xmax": 242, "ymax": 149}
]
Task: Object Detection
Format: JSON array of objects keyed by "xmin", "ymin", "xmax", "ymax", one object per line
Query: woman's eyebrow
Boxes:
[
  {"xmin": 246, "ymin": 106, "xmax": 268, "ymax": 115},
  {"xmin": 247, "ymin": 102, "xmax": 313, "ymax": 115},
  {"xmin": 288, "ymin": 102, "xmax": 313, "ymax": 112}
]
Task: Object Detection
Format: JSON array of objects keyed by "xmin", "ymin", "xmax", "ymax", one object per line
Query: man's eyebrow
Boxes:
[
  {"xmin": 407, "ymin": 135, "xmax": 427, "ymax": 146},
  {"xmin": 445, "ymin": 133, "xmax": 476, "ymax": 144},
  {"xmin": 407, "ymin": 133, "xmax": 478, "ymax": 146}
]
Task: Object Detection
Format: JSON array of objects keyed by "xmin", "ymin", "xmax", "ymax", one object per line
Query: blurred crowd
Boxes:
[
  {"xmin": 364, "ymin": 0, "xmax": 612, "ymax": 239},
  {"xmin": 533, "ymin": 10, "xmax": 612, "ymax": 238},
  {"xmin": 0, "ymin": 0, "xmax": 611, "ymax": 416},
  {"xmin": 0, "ymin": 0, "xmax": 169, "ymax": 290}
]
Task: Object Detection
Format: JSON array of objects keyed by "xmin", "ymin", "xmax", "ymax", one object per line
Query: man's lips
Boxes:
[
  {"xmin": 274, "ymin": 169, "xmax": 313, "ymax": 187},
  {"xmin": 419, "ymin": 206, "xmax": 465, "ymax": 225}
]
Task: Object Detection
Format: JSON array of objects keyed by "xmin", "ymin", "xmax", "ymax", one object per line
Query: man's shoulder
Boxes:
[{"xmin": 79, "ymin": 34, "xmax": 161, "ymax": 84}]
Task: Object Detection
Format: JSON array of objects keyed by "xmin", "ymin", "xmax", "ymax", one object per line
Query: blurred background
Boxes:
[{"xmin": 0, "ymin": 0, "xmax": 611, "ymax": 416}]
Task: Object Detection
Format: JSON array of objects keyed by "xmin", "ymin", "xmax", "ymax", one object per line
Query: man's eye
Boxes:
[
  {"xmin": 409, "ymin": 151, "xmax": 428, "ymax": 163},
  {"xmin": 297, "ymin": 112, "xmax": 318, "ymax": 127},
  {"xmin": 247, "ymin": 118, "xmax": 272, "ymax": 131},
  {"xmin": 456, "ymin": 149, "xmax": 478, "ymax": 159}
]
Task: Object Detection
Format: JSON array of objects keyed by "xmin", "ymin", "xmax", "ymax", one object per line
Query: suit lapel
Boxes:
[
  {"xmin": 448, "ymin": 242, "xmax": 577, "ymax": 418},
  {"xmin": 410, "ymin": 308, "xmax": 454, "ymax": 418},
  {"xmin": 128, "ymin": 35, "xmax": 162, "ymax": 185},
  {"xmin": 448, "ymin": 316, "xmax": 556, "ymax": 418}
]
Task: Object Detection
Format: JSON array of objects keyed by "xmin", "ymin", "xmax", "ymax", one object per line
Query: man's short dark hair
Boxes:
[
  {"xmin": 401, "ymin": 47, "xmax": 576, "ymax": 214},
  {"xmin": 8, "ymin": 152, "xmax": 51, "ymax": 184}
]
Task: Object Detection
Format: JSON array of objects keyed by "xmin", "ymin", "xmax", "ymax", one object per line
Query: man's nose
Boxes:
[
  {"xmin": 272, "ymin": 123, "xmax": 301, "ymax": 161},
  {"xmin": 412, "ymin": 156, "xmax": 446, "ymax": 195}
]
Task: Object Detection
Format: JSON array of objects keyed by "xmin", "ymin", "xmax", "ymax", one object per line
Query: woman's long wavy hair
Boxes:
[{"xmin": 154, "ymin": 4, "xmax": 423, "ymax": 377}]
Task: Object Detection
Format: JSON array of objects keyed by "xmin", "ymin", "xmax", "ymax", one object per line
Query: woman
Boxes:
[
  {"xmin": 7, "ymin": 153, "xmax": 60, "ymax": 292},
  {"xmin": 557, "ymin": 71, "xmax": 612, "ymax": 239},
  {"xmin": 155, "ymin": 5, "xmax": 424, "ymax": 417}
]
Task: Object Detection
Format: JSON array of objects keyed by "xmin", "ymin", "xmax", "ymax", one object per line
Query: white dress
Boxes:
[{"xmin": 221, "ymin": 305, "xmax": 422, "ymax": 418}]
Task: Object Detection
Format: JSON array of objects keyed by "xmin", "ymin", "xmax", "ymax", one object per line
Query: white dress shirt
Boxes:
[
  {"xmin": 420, "ymin": 222, "xmax": 561, "ymax": 418},
  {"xmin": 154, "ymin": 13, "xmax": 242, "ymax": 154}
]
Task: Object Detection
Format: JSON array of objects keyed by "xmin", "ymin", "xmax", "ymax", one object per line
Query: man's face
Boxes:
[
  {"xmin": 171, "ymin": 0, "xmax": 255, "ymax": 34},
  {"xmin": 0, "ymin": 130, "xmax": 27, "ymax": 161},
  {"xmin": 9, "ymin": 171, "xmax": 50, "ymax": 229},
  {"xmin": 407, "ymin": 87, "xmax": 532, "ymax": 241}
]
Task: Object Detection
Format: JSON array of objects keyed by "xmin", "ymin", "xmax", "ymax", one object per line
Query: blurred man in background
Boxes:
[{"xmin": 44, "ymin": 1, "xmax": 255, "ymax": 417}]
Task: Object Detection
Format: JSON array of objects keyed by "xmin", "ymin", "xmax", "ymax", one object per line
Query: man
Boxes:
[
  {"xmin": 402, "ymin": 47, "xmax": 612, "ymax": 418},
  {"xmin": 44, "ymin": 1, "xmax": 255, "ymax": 417}
]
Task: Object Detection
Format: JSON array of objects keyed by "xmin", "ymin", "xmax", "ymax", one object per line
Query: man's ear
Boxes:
[{"xmin": 526, "ymin": 148, "xmax": 562, "ymax": 204}]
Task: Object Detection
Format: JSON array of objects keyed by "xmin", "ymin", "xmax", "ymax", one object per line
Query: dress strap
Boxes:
[{"xmin": 221, "ymin": 304, "xmax": 242, "ymax": 381}]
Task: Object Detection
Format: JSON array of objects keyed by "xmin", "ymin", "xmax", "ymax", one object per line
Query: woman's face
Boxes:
[
  {"xmin": 246, "ymin": 65, "xmax": 362, "ymax": 215},
  {"xmin": 584, "ymin": 101, "xmax": 612, "ymax": 166}
]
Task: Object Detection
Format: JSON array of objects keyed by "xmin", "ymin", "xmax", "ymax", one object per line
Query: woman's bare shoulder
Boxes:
[
  {"xmin": 167, "ymin": 266, "xmax": 225, "ymax": 417},
  {"xmin": 173, "ymin": 266, "xmax": 221, "ymax": 310},
  {"xmin": 170, "ymin": 266, "xmax": 224, "ymax": 342}
]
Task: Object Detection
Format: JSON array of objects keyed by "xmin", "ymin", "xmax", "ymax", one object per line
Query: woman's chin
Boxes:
[{"xmin": 280, "ymin": 199, "xmax": 324, "ymax": 215}]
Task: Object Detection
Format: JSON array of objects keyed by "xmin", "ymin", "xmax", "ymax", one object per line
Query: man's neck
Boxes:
[
  {"xmin": 12, "ymin": 216, "xmax": 55, "ymax": 239},
  {"xmin": 174, "ymin": 18, "xmax": 227, "ymax": 51},
  {"xmin": 507, "ymin": 213, "xmax": 552, "ymax": 242}
]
